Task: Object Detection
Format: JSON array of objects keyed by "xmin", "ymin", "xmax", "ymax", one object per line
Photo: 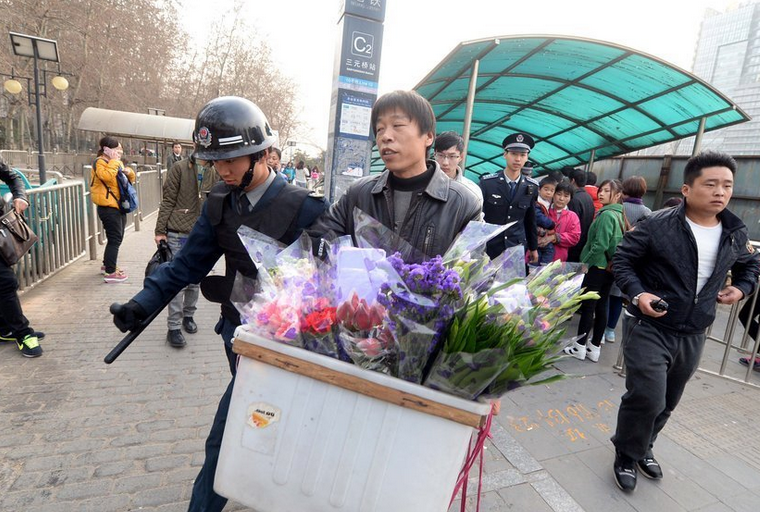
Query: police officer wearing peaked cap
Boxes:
[{"xmin": 479, "ymin": 132, "xmax": 539, "ymax": 261}]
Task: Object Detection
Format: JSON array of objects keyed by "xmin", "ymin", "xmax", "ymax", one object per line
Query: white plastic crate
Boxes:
[{"xmin": 214, "ymin": 330, "xmax": 490, "ymax": 512}]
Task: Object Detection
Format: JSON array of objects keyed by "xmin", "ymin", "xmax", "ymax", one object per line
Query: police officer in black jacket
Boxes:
[
  {"xmin": 110, "ymin": 97, "xmax": 328, "ymax": 512},
  {"xmin": 480, "ymin": 133, "xmax": 539, "ymax": 261}
]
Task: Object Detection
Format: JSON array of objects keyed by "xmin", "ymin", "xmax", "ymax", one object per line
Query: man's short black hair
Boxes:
[
  {"xmin": 586, "ymin": 171, "xmax": 597, "ymax": 186},
  {"xmin": 570, "ymin": 169, "xmax": 587, "ymax": 187},
  {"xmin": 684, "ymin": 151, "xmax": 737, "ymax": 185},
  {"xmin": 554, "ymin": 180, "xmax": 574, "ymax": 197},
  {"xmin": 434, "ymin": 131, "xmax": 464, "ymax": 153},
  {"xmin": 371, "ymin": 90, "xmax": 436, "ymax": 141}
]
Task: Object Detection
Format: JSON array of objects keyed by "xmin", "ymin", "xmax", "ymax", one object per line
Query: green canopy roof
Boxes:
[{"xmin": 371, "ymin": 35, "xmax": 749, "ymax": 177}]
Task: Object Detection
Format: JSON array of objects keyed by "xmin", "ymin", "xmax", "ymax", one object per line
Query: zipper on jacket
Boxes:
[{"xmin": 423, "ymin": 226, "xmax": 434, "ymax": 255}]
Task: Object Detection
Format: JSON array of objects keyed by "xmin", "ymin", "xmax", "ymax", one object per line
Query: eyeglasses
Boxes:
[{"xmin": 435, "ymin": 152, "xmax": 461, "ymax": 162}]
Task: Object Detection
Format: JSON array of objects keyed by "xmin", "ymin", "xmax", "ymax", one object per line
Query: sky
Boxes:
[{"xmin": 180, "ymin": 0, "xmax": 749, "ymax": 155}]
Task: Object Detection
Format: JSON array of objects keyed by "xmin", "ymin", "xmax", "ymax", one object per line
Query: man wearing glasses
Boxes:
[
  {"xmin": 479, "ymin": 132, "xmax": 539, "ymax": 261},
  {"xmin": 433, "ymin": 131, "xmax": 483, "ymax": 210}
]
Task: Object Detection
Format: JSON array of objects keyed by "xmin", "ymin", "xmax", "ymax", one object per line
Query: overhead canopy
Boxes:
[
  {"xmin": 77, "ymin": 107, "xmax": 194, "ymax": 144},
  {"xmin": 372, "ymin": 35, "xmax": 750, "ymax": 177}
]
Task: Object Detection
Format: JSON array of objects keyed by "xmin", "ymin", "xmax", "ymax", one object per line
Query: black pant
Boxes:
[
  {"xmin": 739, "ymin": 298, "xmax": 760, "ymax": 342},
  {"xmin": 576, "ymin": 266, "xmax": 614, "ymax": 347},
  {"xmin": 97, "ymin": 205, "xmax": 126, "ymax": 273},
  {"xmin": 612, "ymin": 319, "xmax": 705, "ymax": 460},
  {"xmin": 0, "ymin": 260, "xmax": 32, "ymax": 341}
]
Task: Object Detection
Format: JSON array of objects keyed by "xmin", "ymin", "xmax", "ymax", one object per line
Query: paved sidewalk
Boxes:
[{"xmin": 1, "ymin": 216, "xmax": 759, "ymax": 512}]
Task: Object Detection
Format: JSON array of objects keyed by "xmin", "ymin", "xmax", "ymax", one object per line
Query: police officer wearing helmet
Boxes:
[
  {"xmin": 110, "ymin": 96, "xmax": 328, "ymax": 511},
  {"xmin": 480, "ymin": 132, "xmax": 539, "ymax": 261}
]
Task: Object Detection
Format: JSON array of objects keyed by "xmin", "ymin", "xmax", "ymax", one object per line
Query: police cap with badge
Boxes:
[{"xmin": 502, "ymin": 133, "xmax": 535, "ymax": 153}]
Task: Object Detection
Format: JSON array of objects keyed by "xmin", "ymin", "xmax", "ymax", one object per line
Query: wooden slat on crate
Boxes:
[{"xmin": 233, "ymin": 338, "xmax": 485, "ymax": 428}]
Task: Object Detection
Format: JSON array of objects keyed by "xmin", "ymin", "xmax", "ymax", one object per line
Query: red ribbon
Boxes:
[{"xmin": 449, "ymin": 406, "xmax": 495, "ymax": 512}]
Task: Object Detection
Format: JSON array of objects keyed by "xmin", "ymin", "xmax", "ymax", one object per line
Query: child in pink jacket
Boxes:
[{"xmin": 541, "ymin": 181, "xmax": 581, "ymax": 262}]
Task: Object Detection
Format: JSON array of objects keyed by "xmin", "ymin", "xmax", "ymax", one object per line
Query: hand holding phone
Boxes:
[{"xmin": 650, "ymin": 299, "xmax": 668, "ymax": 313}]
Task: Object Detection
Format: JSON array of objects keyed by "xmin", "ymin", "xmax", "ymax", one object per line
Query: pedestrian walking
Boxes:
[
  {"xmin": 0, "ymin": 157, "xmax": 44, "ymax": 357},
  {"xmin": 610, "ymin": 151, "xmax": 760, "ymax": 492},
  {"xmin": 154, "ymin": 156, "xmax": 219, "ymax": 347},
  {"xmin": 90, "ymin": 136, "xmax": 135, "ymax": 283}
]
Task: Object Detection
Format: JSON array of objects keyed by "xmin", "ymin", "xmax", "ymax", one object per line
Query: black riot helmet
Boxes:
[{"xmin": 192, "ymin": 96, "xmax": 277, "ymax": 162}]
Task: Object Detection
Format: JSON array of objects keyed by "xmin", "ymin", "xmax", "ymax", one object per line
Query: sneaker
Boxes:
[
  {"xmin": 104, "ymin": 270, "xmax": 128, "ymax": 283},
  {"xmin": 605, "ymin": 328, "xmax": 616, "ymax": 343},
  {"xmin": 1, "ymin": 331, "xmax": 45, "ymax": 342},
  {"xmin": 101, "ymin": 265, "xmax": 125, "ymax": 275},
  {"xmin": 167, "ymin": 329, "xmax": 186, "ymax": 348},
  {"xmin": 637, "ymin": 454, "xmax": 663, "ymax": 480},
  {"xmin": 739, "ymin": 356, "xmax": 760, "ymax": 371},
  {"xmin": 613, "ymin": 450, "xmax": 637, "ymax": 492},
  {"xmin": 586, "ymin": 343, "xmax": 601, "ymax": 363},
  {"xmin": 17, "ymin": 335, "xmax": 43, "ymax": 358},
  {"xmin": 182, "ymin": 317, "xmax": 198, "ymax": 334},
  {"xmin": 563, "ymin": 341, "xmax": 586, "ymax": 360}
]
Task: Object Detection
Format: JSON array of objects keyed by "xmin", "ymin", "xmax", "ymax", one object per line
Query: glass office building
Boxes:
[{"xmin": 650, "ymin": 2, "xmax": 760, "ymax": 155}]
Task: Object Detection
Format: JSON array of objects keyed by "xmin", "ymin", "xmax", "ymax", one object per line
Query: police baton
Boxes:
[{"xmin": 104, "ymin": 299, "xmax": 171, "ymax": 364}]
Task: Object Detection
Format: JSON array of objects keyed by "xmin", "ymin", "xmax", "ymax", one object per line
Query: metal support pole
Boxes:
[
  {"xmin": 587, "ymin": 149, "xmax": 596, "ymax": 175},
  {"xmin": 461, "ymin": 59, "xmax": 480, "ymax": 172},
  {"xmin": 32, "ymin": 52, "xmax": 47, "ymax": 184},
  {"xmin": 692, "ymin": 117, "xmax": 706, "ymax": 157}
]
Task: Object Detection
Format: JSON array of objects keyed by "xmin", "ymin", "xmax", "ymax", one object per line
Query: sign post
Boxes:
[{"xmin": 324, "ymin": 0, "xmax": 386, "ymax": 201}]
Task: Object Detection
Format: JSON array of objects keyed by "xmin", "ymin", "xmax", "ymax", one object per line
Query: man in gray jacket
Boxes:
[
  {"xmin": 154, "ymin": 156, "xmax": 219, "ymax": 347},
  {"xmin": 311, "ymin": 90, "xmax": 481, "ymax": 258}
]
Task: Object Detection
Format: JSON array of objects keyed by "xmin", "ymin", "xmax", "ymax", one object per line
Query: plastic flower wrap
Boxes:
[
  {"xmin": 376, "ymin": 253, "xmax": 463, "ymax": 383},
  {"xmin": 335, "ymin": 292, "xmax": 395, "ymax": 373},
  {"xmin": 425, "ymin": 260, "xmax": 599, "ymax": 399}
]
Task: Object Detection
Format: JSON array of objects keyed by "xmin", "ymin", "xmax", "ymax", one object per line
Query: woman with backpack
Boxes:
[
  {"xmin": 91, "ymin": 135, "xmax": 136, "ymax": 283},
  {"xmin": 564, "ymin": 179, "xmax": 626, "ymax": 362}
]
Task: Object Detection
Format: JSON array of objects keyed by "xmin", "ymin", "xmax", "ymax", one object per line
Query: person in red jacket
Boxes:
[{"xmin": 585, "ymin": 171, "xmax": 602, "ymax": 212}]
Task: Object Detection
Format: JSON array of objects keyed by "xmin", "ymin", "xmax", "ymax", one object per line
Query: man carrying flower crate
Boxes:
[
  {"xmin": 309, "ymin": 90, "xmax": 481, "ymax": 259},
  {"xmin": 611, "ymin": 151, "xmax": 760, "ymax": 493},
  {"xmin": 110, "ymin": 96, "xmax": 328, "ymax": 511}
]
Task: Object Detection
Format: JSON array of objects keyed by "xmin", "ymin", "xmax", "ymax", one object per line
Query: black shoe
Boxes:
[
  {"xmin": 182, "ymin": 317, "xmax": 198, "ymax": 334},
  {"xmin": 637, "ymin": 455, "xmax": 663, "ymax": 480},
  {"xmin": 167, "ymin": 329, "xmax": 186, "ymax": 348},
  {"xmin": 1, "ymin": 330, "xmax": 45, "ymax": 342},
  {"xmin": 17, "ymin": 334, "xmax": 43, "ymax": 358},
  {"xmin": 613, "ymin": 451, "xmax": 637, "ymax": 492}
]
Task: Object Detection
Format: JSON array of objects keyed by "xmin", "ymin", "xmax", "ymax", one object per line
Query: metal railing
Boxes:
[
  {"xmin": 13, "ymin": 180, "xmax": 88, "ymax": 290},
  {"xmin": 14, "ymin": 165, "xmax": 164, "ymax": 291}
]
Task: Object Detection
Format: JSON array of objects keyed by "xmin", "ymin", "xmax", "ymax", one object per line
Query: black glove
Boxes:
[{"xmin": 111, "ymin": 300, "xmax": 148, "ymax": 333}]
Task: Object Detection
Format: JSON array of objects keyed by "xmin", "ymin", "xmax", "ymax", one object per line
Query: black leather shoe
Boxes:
[
  {"xmin": 637, "ymin": 455, "xmax": 663, "ymax": 480},
  {"xmin": 613, "ymin": 451, "xmax": 637, "ymax": 492},
  {"xmin": 167, "ymin": 329, "xmax": 186, "ymax": 348},
  {"xmin": 182, "ymin": 317, "xmax": 198, "ymax": 334}
]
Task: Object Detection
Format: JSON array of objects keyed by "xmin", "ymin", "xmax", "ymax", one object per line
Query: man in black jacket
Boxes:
[
  {"xmin": 311, "ymin": 90, "xmax": 481, "ymax": 258},
  {"xmin": 610, "ymin": 151, "xmax": 760, "ymax": 492},
  {"xmin": 566, "ymin": 168, "xmax": 595, "ymax": 262},
  {"xmin": 0, "ymin": 158, "xmax": 43, "ymax": 357}
]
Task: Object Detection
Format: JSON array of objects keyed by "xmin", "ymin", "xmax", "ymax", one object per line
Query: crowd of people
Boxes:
[{"xmin": 4, "ymin": 88, "xmax": 757, "ymax": 508}]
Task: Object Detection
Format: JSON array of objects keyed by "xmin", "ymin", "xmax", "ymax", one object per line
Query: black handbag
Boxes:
[
  {"xmin": 145, "ymin": 239, "xmax": 173, "ymax": 277},
  {"xmin": 0, "ymin": 209, "xmax": 38, "ymax": 266}
]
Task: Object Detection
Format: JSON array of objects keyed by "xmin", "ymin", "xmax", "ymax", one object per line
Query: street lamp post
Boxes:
[{"xmin": 5, "ymin": 32, "xmax": 67, "ymax": 184}]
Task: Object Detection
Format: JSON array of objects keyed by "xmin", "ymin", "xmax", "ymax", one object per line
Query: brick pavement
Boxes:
[{"xmin": 1, "ymin": 216, "xmax": 760, "ymax": 511}]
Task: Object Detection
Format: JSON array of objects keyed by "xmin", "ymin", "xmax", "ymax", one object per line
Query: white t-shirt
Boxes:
[{"xmin": 685, "ymin": 216, "xmax": 723, "ymax": 294}]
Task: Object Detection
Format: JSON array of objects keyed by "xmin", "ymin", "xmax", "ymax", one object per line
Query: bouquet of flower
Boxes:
[
  {"xmin": 424, "ymin": 259, "xmax": 598, "ymax": 399},
  {"xmin": 232, "ymin": 209, "xmax": 599, "ymax": 402}
]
